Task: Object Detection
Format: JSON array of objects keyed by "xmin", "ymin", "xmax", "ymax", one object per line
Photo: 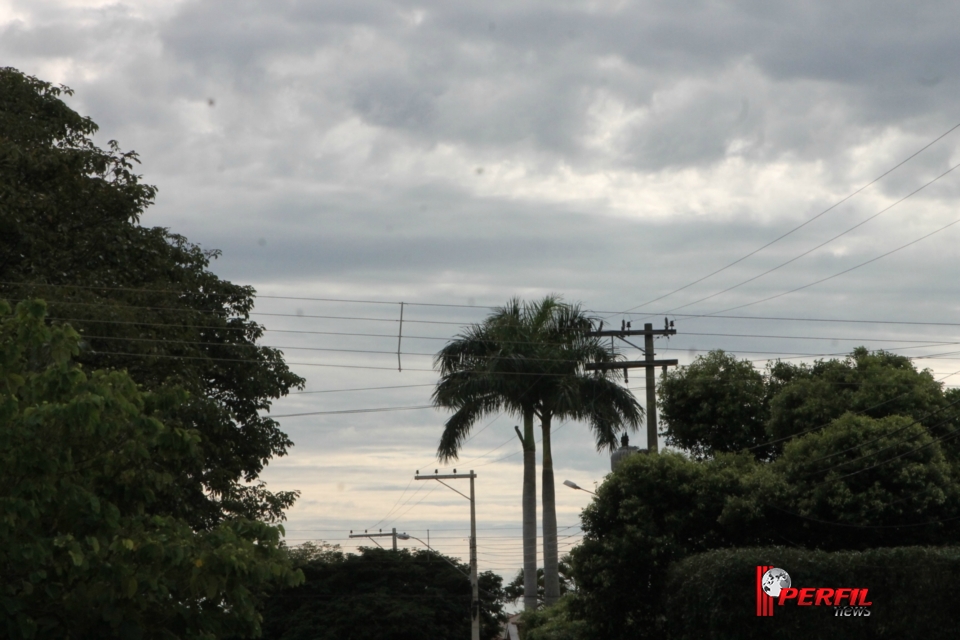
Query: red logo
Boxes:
[
  {"xmin": 755, "ymin": 566, "xmax": 872, "ymax": 618},
  {"xmin": 756, "ymin": 565, "xmax": 778, "ymax": 616}
]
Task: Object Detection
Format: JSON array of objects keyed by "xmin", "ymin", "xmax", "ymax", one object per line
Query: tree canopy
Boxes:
[
  {"xmin": 257, "ymin": 543, "xmax": 507, "ymax": 640},
  {"xmin": 658, "ymin": 350, "xmax": 771, "ymax": 459},
  {"xmin": 569, "ymin": 406, "xmax": 960, "ymax": 638},
  {"xmin": 0, "ymin": 66, "xmax": 304, "ymax": 528},
  {"xmin": 659, "ymin": 347, "xmax": 953, "ymax": 460},
  {"xmin": 433, "ymin": 296, "xmax": 641, "ymax": 608},
  {"xmin": 0, "ymin": 300, "xmax": 302, "ymax": 640}
]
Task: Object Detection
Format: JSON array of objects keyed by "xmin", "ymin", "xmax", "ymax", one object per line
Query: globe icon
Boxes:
[{"xmin": 761, "ymin": 568, "xmax": 791, "ymax": 597}]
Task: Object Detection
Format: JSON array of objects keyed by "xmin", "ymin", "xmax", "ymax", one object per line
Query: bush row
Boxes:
[{"xmin": 663, "ymin": 546, "xmax": 960, "ymax": 640}]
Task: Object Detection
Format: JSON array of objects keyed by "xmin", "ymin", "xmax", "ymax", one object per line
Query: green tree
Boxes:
[
  {"xmin": 433, "ymin": 297, "xmax": 641, "ymax": 609},
  {"xmin": 570, "ymin": 411, "xmax": 960, "ymax": 638},
  {"xmin": 503, "ymin": 559, "xmax": 575, "ymax": 608},
  {"xmin": 658, "ymin": 348, "xmax": 949, "ymax": 460},
  {"xmin": 659, "ymin": 350, "xmax": 770, "ymax": 460},
  {"xmin": 0, "ymin": 67, "xmax": 304, "ymax": 528},
  {"xmin": 518, "ymin": 594, "xmax": 589, "ymax": 640},
  {"xmin": 767, "ymin": 348, "xmax": 945, "ymax": 445},
  {"xmin": 0, "ymin": 300, "xmax": 302, "ymax": 639},
  {"xmin": 258, "ymin": 545, "xmax": 507, "ymax": 640}
]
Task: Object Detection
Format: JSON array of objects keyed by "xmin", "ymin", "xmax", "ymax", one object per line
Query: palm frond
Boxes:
[{"xmin": 436, "ymin": 396, "xmax": 504, "ymax": 462}]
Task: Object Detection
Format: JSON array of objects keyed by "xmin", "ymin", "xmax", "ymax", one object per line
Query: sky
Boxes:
[{"xmin": 5, "ymin": 0, "xmax": 960, "ymax": 582}]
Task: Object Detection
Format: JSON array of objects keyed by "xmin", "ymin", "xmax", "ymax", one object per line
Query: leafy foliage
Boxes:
[
  {"xmin": 0, "ymin": 67, "xmax": 304, "ymax": 528},
  {"xmin": 766, "ymin": 348, "xmax": 947, "ymax": 446},
  {"xmin": 664, "ymin": 546, "xmax": 960, "ymax": 640},
  {"xmin": 659, "ymin": 350, "xmax": 771, "ymax": 459},
  {"xmin": 433, "ymin": 296, "xmax": 642, "ymax": 460},
  {"xmin": 504, "ymin": 561, "xmax": 575, "ymax": 607},
  {"xmin": 659, "ymin": 348, "xmax": 951, "ymax": 460},
  {"xmin": 258, "ymin": 545, "xmax": 507, "ymax": 640},
  {"xmin": 518, "ymin": 594, "xmax": 590, "ymax": 640},
  {"xmin": 434, "ymin": 296, "xmax": 642, "ymax": 607},
  {"xmin": 570, "ymin": 409, "xmax": 960, "ymax": 638},
  {"xmin": 0, "ymin": 301, "xmax": 302, "ymax": 639}
]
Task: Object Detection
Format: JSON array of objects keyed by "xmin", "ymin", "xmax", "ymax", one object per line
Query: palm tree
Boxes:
[{"xmin": 433, "ymin": 296, "xmax": 642, "ymax": 609}]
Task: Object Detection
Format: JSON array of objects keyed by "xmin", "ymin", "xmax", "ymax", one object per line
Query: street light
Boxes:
[{"xmin": 563, "ymin": 479, "xmax": 596, "ymax": 495}]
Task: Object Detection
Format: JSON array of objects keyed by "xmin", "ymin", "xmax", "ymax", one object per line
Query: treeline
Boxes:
[{"xmin": 524, "ymin": 349, "xmax": 960, "ymax": 639}]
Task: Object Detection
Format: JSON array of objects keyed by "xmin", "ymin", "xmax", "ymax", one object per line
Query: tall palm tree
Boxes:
[{"xmin": 433, "ymin": 297, "xmax": 642, "ymax": 609}]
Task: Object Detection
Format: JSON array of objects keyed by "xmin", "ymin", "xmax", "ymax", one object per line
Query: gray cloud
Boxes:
[{"xmin": 5, "ymin": 0, "xmax": 960, "ymax": 576}]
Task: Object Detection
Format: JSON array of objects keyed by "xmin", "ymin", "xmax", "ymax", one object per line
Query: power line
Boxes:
[
  {"xmin": 615, "ymin": 120, "xmax": 960, "ymax": 315},
  {"xmin": 662, "ymin": 158, "xmax": 960, "ymax": 315},
  {"xmin": 628, "ymin": 311, "xmax": 960, "ymax": 329},
  {"xmin": 74, "ymin": 332, "xmax": 960, "ymax": 366},
  {"xmin": 7, "ymin": 297, "xmax": 468, "ymax": 326},
  {"xmin": 291, "ymin": 384, "xmax": 436, "ymax": 395},
  {"xmin": 269, "ymin": 405, "xmax": 435, "ymax": 418},
  {"xmin": 0, "ymin": 281, "xmax": 499, "ymax": 310},
  {"xmin": 76, "ymin": 350, "xmax": 436, "ymax": 372},
  {"xmin": 708, "ymin": 215, "xmax": 960, "ymax": 316}
]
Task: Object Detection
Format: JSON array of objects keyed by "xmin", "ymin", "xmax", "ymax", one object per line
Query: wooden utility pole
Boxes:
[
  {"xmin": 586, "ymin": 319, "xmax": 678, "ymax": 453},
  {"xmin": 415, "ymin": 470, "xmax": 479, "ymax": 640}
]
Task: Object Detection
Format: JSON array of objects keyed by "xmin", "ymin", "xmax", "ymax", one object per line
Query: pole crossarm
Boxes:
[
  {"xmin": 584, "ymin": 321, "xmax": 681, "ymax": 454},
  {"xmin": 587, "ymin": 328, "xmax": 676, "ymax": 337},
  {"xmin": 348, "ymin": 527, "xmax": 404, "ymax": 551},
  {"xmin": 585, "ymin": 359, "xmax": 678, "ymax": 370},
  {"xmin": 415, "ymin": 472, "xmax": 477, "ymax": 480}
]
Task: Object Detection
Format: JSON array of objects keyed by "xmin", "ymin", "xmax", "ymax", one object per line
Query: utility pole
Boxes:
[
  {"xmin": 416, "ymin": 469, "xmax": 479, "ymax": 640},
  {"xmin": 348, "ymin": 527, "xmax": 404, "ymax": 551},
  {"xmin": 586, "ymin": 318, "xmax": 678, "ymax": 453}
]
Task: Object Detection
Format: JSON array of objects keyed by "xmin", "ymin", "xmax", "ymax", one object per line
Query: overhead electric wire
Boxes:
[
  {"xmin": 0, "ymin": 281, "xmax": 500, "ymax": 310},
  {"xmin": 706, "ymin": 214, "xmax": 960, "ymax": 316},
  {"xmin": 290, "ymin": 384, "xmax": 436, "ymax": 395},
  {"xmin": 368, "ymin": 477, "xmax": 417, "ymax": 531},
  {"xmin": 269, "ymin": 405, "xmax": 435, "ymax": 418},
  {"xmin": 627, "ymin": 311, "xmax": 960, "ymax": 329},
  {"xmin": 661, "ymin": 159, "xmax": 960, "ymax": 315},
  {"xmin": 47, "ymin": 310, "xmax": 960, "ymax": 335},
  {"xmin": 75, "ymin": 350, "xmax": 437, "ymax": 372},
  {"xmin": 78, "ymin": 329, "xmax": 960, "ymax": 352},
  {"xmin": 73, "ymin": 332, "xmax": 960, "ymax": 367},
  {"xmin": 614, "ymin": 120, "xmax": 960, "ymax": 315},
  {"xmin": 7, "ymin": 298, "xmax": 469, "ymax": 326}
]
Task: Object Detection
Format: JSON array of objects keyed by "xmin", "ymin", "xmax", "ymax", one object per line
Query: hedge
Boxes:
[{"xmin": 663, "ymin": 546, "xmax": 960, "ymax": 640}]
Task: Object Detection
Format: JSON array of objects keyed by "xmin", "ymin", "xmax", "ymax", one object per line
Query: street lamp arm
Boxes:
[{"xmin": 563, "ymin": 479, "xmax": 596, "ymax": 495}]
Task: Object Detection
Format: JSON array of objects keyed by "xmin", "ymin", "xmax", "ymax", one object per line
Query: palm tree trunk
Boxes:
[
  {"xmin": 541, "ymin": 412, "xmax": 561, "ymax": 606},
  {"xmin": 521, "ymin": 408, "xmax": 539, "ymax": 611}
]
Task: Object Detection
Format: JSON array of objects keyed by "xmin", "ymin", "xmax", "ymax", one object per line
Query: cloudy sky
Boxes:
[{"xmin": 5, "ymin": 0, "xmax": 960, "ymax": 580}]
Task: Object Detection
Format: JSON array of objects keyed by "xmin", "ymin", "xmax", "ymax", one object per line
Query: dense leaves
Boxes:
[
  {"xmin": 519, "ymin": 594, "xmax": 590, "ymax": 640},
  {"xmin": 664, "ymin": 547, "xmax": 960, "ymax": 640},
  {"xmin": 433, "ymin": 296, "xmax": 642, "ymax": 608},
  {"xmin": 0, "ymin": 67, "xmax": 304, "ymax": 528},
  {"xmin": 659, "ymin": 350, "xmax": 770, "ymax": 459},
  {"xmin": 504, "ymin": 561, "xmax": 574, "ymax": 607},
  {"xmin": 0, "ymin": 301, "xmax": 302, "ymax": 639},
  {"xmin": 258, "ymin": 543, "xmax": 507, "ymax": 640},
  {"xmin": 659, "ymin": 348, "xmax": 952, "ymax": 460},
  {"xmin": 570, "ymin": 408, "xmax": 960, "ymax": 638}
]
